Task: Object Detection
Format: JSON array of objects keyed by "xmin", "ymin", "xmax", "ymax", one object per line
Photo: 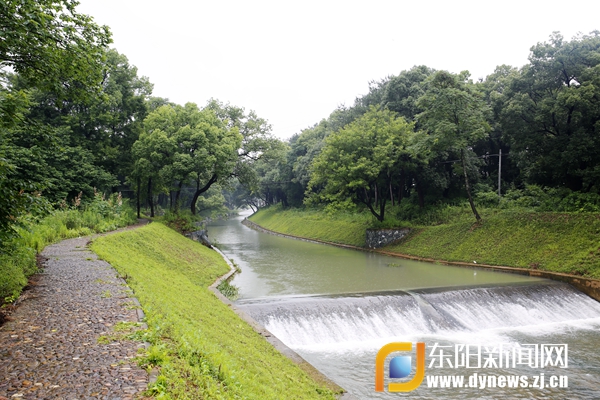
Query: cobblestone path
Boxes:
[{"xmin": 0, "ymin": 236, "xmax": 149, "ymax": 399}]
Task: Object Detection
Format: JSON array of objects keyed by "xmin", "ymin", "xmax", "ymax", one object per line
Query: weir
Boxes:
[
  {"xmin": 236, "ymin": 282, "xmax": 600, "ymax": 349},
  {"xmin": 210, "ymin": 214, "xmax": 600, "ymax": 398}
]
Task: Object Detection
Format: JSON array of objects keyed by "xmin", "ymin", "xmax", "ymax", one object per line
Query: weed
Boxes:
[
  {"xmin": 217, "ymin": 280, "xmax": 239, "ymax": 300},
  {"xmin": 120, "ymin": 301, "xmax": 141, "ymax": 310},
  {"xmin": 101, "ymin": 290, "xmax": 112, "ymax": 298},
  {"xmin": 230, "ymin": 259, "xmax": 241, "ymax": 273},
  {"xmin": 97, "ymin": 335, "xmax": 112, "ymax": 344},
  {"xmin": 114, "ymin": 321, "xmax": 142, "ymax": 332}
]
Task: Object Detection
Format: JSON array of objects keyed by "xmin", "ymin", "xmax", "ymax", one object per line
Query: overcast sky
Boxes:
[{"xmin": 77, "ymin": 0, "xmax": 599, "ymax": 140}]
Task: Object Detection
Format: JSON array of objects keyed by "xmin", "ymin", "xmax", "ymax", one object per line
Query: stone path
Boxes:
[{"xmin": 0, "ymin": 235, "xmax": 149, "ymax": 399}]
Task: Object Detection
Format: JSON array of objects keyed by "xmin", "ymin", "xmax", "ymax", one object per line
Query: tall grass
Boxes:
[{"xmin": 0, "ymin": 192, "xmax": 137, "ymax": 303}]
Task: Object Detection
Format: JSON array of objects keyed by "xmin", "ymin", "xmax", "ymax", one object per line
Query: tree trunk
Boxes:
[
  {"xmin": 416, "ymin": 179, "xmax": 425, "ymax": 209},
  {"xmin": 379, "ymin": 196, "xmax": 386, "ymax": 222},
  {"xmin": 398, "ymin": 170, "xmax": 405, "ymax": 203},
  {"xmin": 191, "ymin": 174, "xmax": 218, "ymax": 215},
  {"xmin": 136, "ymin": 176, "xmax": 141, "ymax": 218},
  {"xmin": 174, "ymin": 181, "xmax": 184, "ymax": 211},
  {"xmin": 461, "ymin": 148, "xmax": 481, "ymax": 221},
  {"xmin": 147, "ymin": 177, "xmax": 154, "ymax": 218}
]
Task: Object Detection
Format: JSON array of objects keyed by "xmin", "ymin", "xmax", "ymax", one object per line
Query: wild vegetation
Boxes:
[
  {"xmin": 239, "ymin": 32, "xmax": 600, "ymax": 222},
  {"xmin": 91, "ymin": 223, "xmax": 338, "ymax": 399},
  {"xmin": 0, "ymin": 192, "xmax": 135, "ymax": 305}
]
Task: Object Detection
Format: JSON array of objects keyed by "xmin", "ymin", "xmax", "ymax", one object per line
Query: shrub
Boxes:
[
  {"xmin": 161, "ymin": 210, "xmax": 202, "ymax": 234},
  {"xmin": 0, "ymin": 193, "xmax": 136, "ymax": 304}
]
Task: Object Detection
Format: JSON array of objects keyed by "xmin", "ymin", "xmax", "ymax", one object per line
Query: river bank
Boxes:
[
  {"xmin": 247, "ymin": 206, "xmax": 600, "ymax": 300},
  {"xmin": 91, "ymin": 222, "xmax": 342, "ymax": 399}
]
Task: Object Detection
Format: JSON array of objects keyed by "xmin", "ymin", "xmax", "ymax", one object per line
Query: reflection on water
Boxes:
[{"xmin": 208, "ymin": 212, "xmax": 545, "ymax": 299}]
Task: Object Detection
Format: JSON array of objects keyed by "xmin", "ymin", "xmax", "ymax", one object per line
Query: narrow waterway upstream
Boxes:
[{"xmin": 208, "ymin": 212, "xmax": 600, "ymax": 399}]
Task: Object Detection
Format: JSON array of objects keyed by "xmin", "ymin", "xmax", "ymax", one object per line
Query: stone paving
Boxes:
[{"xmin": 0, "ymin": 236, "xmax": 149, "ymax": 399}]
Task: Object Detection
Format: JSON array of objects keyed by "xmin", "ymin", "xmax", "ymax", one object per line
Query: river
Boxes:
[{"xmin": 208, "ymin": 211, "xmax": 600, "ymax": 399}]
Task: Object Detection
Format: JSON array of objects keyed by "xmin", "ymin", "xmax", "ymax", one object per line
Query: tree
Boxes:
[
  {"xmin": 417, "ymin": 71, "xmax": 490, "ymax": 221},
  {"xmin": 0, "ymin": 0, "xmax": 111, "ymax": 241},
  {"xmin": 307, "ymin": 107, "xmax": 417, "ymax": 222},
  {"xmin": 5, "ymin": 49, "xmax": 152, "ymax": 204},
  {"xmin": 0, "ymin": 0, "xmax": 112, "ymax": 101},
  {"xmin": 205, "ymin": 99, "xmax": 285, "ymax": 206},
  {"xmin": 132, "ymin": 103, "xmax": 242, "ymax": 216},
  {"xmin": 131, "ymin": 110, "xmax": 176, "ymax": 217},
  {"xmin": 500, "ymin": 32, "xmax": 600, "ymax": 192},
  {"xmin": 76, "ymin": 49, "xmax": 153, "ymax": 177},
  {"xmin": 382, "ymin": 65, "xmax": 435, "ymax": 121}
]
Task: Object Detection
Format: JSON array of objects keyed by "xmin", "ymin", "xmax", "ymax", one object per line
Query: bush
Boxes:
[
  {"xmin": 0, "ymin": 193, "xmax": 137, "ymax": 304},
  {"xmin": 161, "ymin": 210, "xmax": 202, "ymax": 234},
  {"xmin": 499, "ymin": 185, "xmax": 600, "ymax": 213}
]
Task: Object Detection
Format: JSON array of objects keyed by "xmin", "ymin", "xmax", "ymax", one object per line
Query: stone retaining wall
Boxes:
[{"xmin": 365, "ymin": 228, "xmax": 411, "ymax": 249}]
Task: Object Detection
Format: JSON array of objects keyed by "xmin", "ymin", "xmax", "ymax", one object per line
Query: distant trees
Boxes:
[
  {"xmin": 499, "ymin": 32, "xmax": 600, "ymax": 192},
  {"xmin": 258, "ymin": 32, "xmax": 600, "ymax": 222},
  {"xmin": 130, "ymin": 99, "xmax": 285, "ymax": 217},
  {"xmin": 131, "ymin": 103, "xmax": 241, "ymax": 217},
  {"xmin": 307, "ymin": 107, "xmax": 418, "ymax": 222},
  {"xmin": 417, "ymin": 71, "xmax": 490, "ymax": 221}
]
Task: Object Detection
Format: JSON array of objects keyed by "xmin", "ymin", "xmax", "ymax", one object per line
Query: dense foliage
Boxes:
[{"xmin": 240, "ymin": 32, "xmax": 600, "ymax": 221}]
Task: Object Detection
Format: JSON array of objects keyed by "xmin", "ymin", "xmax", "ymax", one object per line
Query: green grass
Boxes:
[
  {"xmin": 249, "ymin": 205, "xmax": 370, "ymax": 247},
  {"xmin": 250, "ymin": 206, "xmax": 600, "ymax": 279},
  {"xmin": 389, "ymin": 211, "xmax": 600, "ymax": 278},
  {"xmin": 90, "ymin": 222, "xmax": 338, "ymax": 400},
  {"xmin": 1, "ymin": 203, "xmax": 137, "ymax": 304}
]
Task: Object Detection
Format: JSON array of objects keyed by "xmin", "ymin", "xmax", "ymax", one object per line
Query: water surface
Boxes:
[{"xmin": 208, "ymin": 212, "xmax": 600, "ymax": 399}]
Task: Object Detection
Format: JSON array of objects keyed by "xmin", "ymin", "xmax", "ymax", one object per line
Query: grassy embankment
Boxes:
[
  {"xmin": 249, "ymin": 205, "xmax": 600, "ymax": 279},
  {"xmin": 91, "ymin": 222, "xmax": 338, "ymax": 400}
]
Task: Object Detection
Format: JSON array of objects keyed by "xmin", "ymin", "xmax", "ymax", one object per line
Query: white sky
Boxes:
[{"xmin": 77, "ymin": 0, "xmax": 599, "ymax": 140}]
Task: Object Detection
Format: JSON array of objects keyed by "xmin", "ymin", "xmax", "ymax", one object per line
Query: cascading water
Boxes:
[
  {"xmin": 238, "ymin": 282, "xmax": 600, "ymax": 350},
  {"xmin": 238, "ymin": 283, "xmax": 600, "ymax": 399},
  {"xmin": 209, "ymin": 214, "xmax": 600, "ymax": 399}
]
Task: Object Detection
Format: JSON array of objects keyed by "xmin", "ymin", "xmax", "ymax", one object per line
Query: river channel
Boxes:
[{"xmin": 208, "ymin": 211, "xmax": 600, "ymax": 399}]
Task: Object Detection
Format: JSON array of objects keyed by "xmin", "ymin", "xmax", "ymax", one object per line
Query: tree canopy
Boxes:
[
  {"xmin": 500, "ymin": 31, "xmax": 600, "ymax": 192},
  {"xmin": 307, "ymin": 107, "xmax": 418, "ymax": 221},
  {"xmin": 0, "ymin": 0, "xmax": 112, "ymax": 100}
]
